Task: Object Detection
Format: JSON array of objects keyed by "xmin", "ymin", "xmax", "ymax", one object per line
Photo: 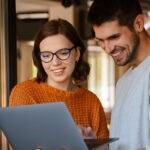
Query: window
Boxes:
[{"xmin": 88, "ymin": 45, "xmax": 115, "ymax": 112}]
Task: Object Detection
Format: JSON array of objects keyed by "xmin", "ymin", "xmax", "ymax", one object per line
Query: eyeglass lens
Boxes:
[{"xmin": 40, "ymin": 46, "xmax": 75, "ymax": 63}]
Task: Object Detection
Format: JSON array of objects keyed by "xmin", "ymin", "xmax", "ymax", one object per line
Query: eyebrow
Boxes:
[
  {"xmin": 96, "ymin": 33, "xmax": 121, "ymax": 41},
  {"xmin": 40, "ymin": 46, "xmax": 75, "ymax": 53}
]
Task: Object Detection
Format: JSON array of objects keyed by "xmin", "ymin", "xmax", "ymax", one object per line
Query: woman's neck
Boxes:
[{"xmin": 46, "ymin": 78, "xmax": 78, "ymax": 92}]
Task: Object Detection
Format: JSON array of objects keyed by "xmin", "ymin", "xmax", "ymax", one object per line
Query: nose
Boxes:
[
  {"xmin": 51, "ymin": 55, "xmax": 61, "ymax": 65},
  {"xmin": 100, "ymin": 40, "xmax": 114, "ymax": 54}
]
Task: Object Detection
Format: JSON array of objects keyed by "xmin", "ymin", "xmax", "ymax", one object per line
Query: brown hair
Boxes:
[
  {"xmin": 88, "ymin": 0, "xmax": 142, "ymax": 31},
  {"xmin": 32, "ymin": 18, "xmax": 90, "ymax": 84}
]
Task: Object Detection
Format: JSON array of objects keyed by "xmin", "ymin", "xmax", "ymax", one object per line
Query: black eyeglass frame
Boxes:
[{"xmin": 39, "ymin": 46, "xmax": 76, "ymax": 63}]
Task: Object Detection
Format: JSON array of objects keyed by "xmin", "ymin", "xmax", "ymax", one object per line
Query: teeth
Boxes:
[
  {"xmin": 53, "ymin": 69, "xmax": 63, "ymax": 73},
  {"xmin": 112, "ymin": 51, "xmax": 121, "ymax": 56}
]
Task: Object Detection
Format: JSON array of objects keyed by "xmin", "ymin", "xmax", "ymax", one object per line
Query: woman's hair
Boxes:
[{"xmin": 32, "ymin": 18, "xmax": 90, "ymax": 84}]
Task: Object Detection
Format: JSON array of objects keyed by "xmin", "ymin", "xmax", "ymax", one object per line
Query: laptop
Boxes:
[{"xmin": 0, "ymin": 102, "xmax": 118, "ymax": 150}]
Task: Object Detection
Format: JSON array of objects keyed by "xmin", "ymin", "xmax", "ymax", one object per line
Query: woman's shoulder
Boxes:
[
  {"xmin": 80, "ymin": 87, "xmax": 100, "ymax": 102},
  {"xmin": 81, "ymin": 86, "xmax": 97, "ymax": 96},
  {"xmin": 12, "ymin": 78, "xmax": 39, "ymax": 92},
  {"xmin": 9, "ymin": 78, "xmax": 40, "ymax": 106}
]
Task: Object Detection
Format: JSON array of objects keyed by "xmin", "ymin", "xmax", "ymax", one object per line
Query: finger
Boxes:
[
  {"xmin": 86, "ymin": 127, "xmax": 97, "ymax": 139},
  {"xmin": 61, "ymin": 147, "xmax": 69, "ymax": 150},
  {"xmin": 80, "ymin": 126, "xmax": 89, "ymax": 138},
  {"xmin": 87, "ymin": 127, "xmax": 92, "ymax": 133},
  {"xmin": 77, "ymin": 125, "xmax": 84, "ymax": 134}
]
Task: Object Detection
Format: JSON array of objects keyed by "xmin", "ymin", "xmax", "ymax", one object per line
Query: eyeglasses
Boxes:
[{"xmin": 39, "ymin": 46, "xmax": 76, "ymax": 63}]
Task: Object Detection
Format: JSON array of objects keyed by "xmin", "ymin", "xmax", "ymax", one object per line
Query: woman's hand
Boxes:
[
  {"xmin": 35, "ymin": 125, "xmax": 97, "ymax": 150},
  {"xmin": 77, "ymin": 125, "xmax": 97, "ymax": 139}
]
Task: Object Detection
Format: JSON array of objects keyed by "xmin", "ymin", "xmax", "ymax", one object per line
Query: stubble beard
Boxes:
[{"xmin": 116, "ymin": 31, "xmax": 140, "ymax": 66}]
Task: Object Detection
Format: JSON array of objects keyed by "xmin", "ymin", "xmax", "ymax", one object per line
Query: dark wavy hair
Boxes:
[
  {"xmin": 32, "ymin": 18, "xmax": 90, "ymax": 84},
  {"xmin": 88, "ymin": 0, "xmax": 142, "ymax": 31}
]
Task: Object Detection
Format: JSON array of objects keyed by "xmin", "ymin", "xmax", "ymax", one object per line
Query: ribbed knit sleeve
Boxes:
[
  {"xmin": 82, "ymin": 90, "xmax": 109, "ymax": 138},
  {"xmin": 90, "ymin": 96, "xmax": 109, "ymax": 138}
]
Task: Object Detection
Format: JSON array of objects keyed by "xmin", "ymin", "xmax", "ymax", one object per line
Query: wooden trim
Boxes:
[
  {"xmin": 0, "ymin": 0, "xmax": 7, "ymax": 149},
  {"xmin": 0, "ymin": 0, "xmax": 17, "ymax": 149}
]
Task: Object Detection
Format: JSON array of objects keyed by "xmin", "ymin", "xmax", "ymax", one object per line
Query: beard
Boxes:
[{"xmin": 116, "ymin": 31, "xmax": 140, "ymax": 66}]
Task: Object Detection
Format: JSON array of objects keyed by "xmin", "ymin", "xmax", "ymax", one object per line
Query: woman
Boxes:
[{"xmin": 9, "ymin": 19, "xmax": 108, "ymax": 140}]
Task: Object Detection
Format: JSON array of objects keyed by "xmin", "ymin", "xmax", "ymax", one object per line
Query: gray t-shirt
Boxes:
[{"xmin": 110, "ymin": 55, "xmax": 150, "ymax": 150}]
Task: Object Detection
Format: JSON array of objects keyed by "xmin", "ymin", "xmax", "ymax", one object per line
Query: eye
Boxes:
[
  {"xmin": 58, "ymin": 49, "xmax": 70, "ymax": 55},
  {"xmin": 41, "ymin": 52, "xmax": 52, "ymax": 59},
  {"xmin": 109, "ymin": 34, "xmax": 120, "ymax": 40}
]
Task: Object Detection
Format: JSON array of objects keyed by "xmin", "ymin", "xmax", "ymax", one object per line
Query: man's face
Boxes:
[{"xmin": 93, "ymin": 20, "xmax": 139, "ymax": 66}]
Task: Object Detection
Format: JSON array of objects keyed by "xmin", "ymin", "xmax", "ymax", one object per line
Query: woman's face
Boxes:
[{"xmin": 39, "ymin": 34, "xmax": 80, "ymax": 85}]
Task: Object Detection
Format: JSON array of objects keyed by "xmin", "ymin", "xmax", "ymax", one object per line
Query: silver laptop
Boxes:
[{"xmin": 0, "ymin": 102, "xmax": 118, "ymax": 150}]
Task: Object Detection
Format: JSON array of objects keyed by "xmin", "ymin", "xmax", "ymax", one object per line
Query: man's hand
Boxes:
[{"xmin": 77, "ymin": 125, "xmax": 97, "ymax": 139}]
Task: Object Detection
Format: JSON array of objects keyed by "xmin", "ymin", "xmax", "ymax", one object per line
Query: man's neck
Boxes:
[{"xmin": 130, "ymin": 31, "xmax": 150, "ymax": 68}]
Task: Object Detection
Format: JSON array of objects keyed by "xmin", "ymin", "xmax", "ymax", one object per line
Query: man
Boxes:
[{"xmin": 88, "ymin": 0, "xmax": 150, "ymax": 150}]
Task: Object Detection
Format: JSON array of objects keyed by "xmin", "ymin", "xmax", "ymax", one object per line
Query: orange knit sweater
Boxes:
[{"xmin": 9, "ymin": 78, "xmax": 109, "ymax": 139}]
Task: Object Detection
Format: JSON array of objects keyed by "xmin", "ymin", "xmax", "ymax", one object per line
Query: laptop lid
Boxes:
[
  {"xmin": 0, "ymin": 102, "xmax": 119, "ymax": 150},
  {"xmin": 0, "ymin": 102, "xmax": 88, "ymax": 150}
]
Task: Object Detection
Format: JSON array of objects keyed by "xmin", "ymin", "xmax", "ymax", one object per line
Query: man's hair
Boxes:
[
  {"xmin": 88, "ymin": 0, "xmax": 142, "ymax": 30},
  {"xmin": 32, "ymin": 18, "xmax": 90, "ymax": 85}
]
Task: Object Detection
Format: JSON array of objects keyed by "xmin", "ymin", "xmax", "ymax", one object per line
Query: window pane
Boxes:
[{"xmin": 88, "ymin": 45, "xmax": 115, "ymax": 112}]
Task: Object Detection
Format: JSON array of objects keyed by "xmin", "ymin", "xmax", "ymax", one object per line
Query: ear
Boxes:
[
  {"xmin": 134, "ymin": 14, "xmax": 145, "ymax": 32},
  {"xmin": 75, "ymin": 46, "xmax": 81, "ymax": 62}
]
